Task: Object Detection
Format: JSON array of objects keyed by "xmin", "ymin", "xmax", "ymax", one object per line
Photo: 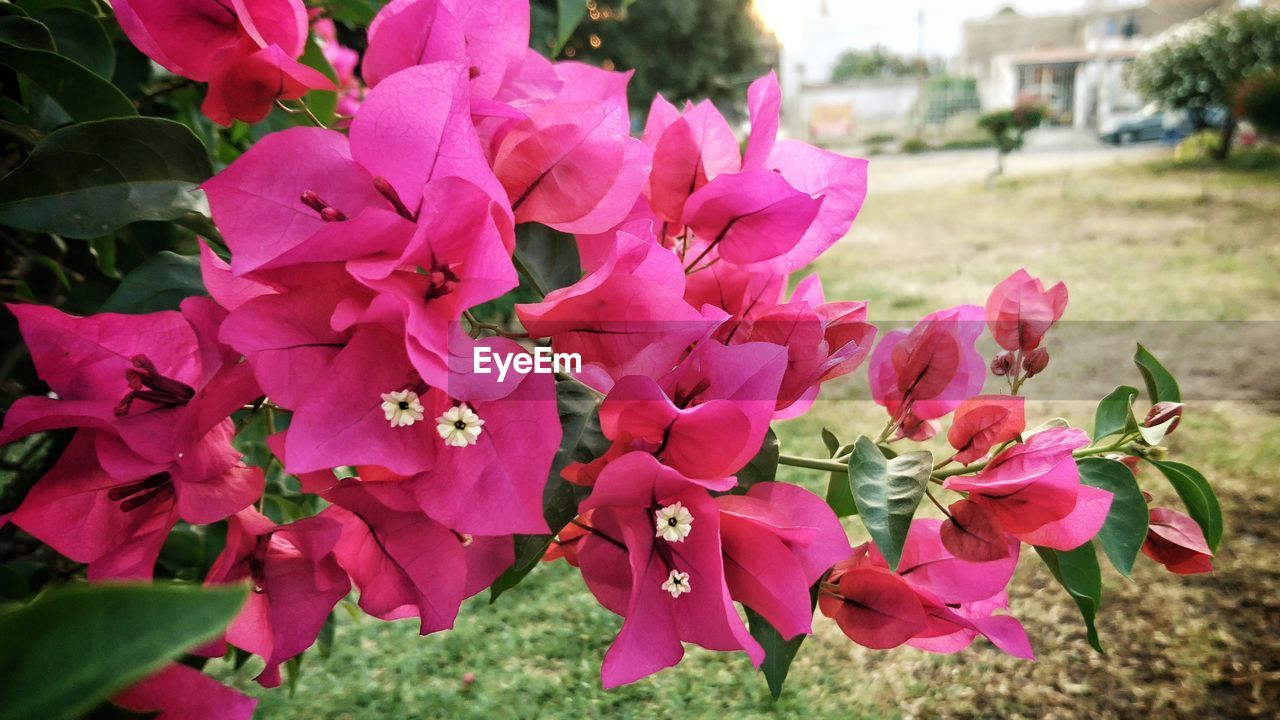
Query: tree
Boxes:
[
  {"xmin": 978, "ymin": 101, "xmax": 1046, "ymax": 185},
  {"xmin": 1238, "ymin": 73, "xmax": 1280, "ymax": 141},
  {"xmin": 534, "ymin": 0, "xmax": 770, "ymax": 112},
  {"xmin": 1130, "ymin": 6, "xmax": 1280, "ymax": 160},
  {"xmin": 830, "ymin": 46, "xmax": 915, "ymax": 82}
]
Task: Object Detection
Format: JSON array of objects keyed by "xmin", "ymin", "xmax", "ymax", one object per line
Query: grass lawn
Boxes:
[{"xmin": 212, "ymin": 156, "xmax": 1280, "ymax": 719}]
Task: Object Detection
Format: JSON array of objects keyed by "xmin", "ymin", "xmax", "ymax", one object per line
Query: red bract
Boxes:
[
  {"xmin": 869, "ymin": 304, "xmax": 986, "ymax": 422},
  {"xmin": 985, "ymin": 268, "xmax": 1068, "ymax": 353},
  {"xmin": 943, "ymin": 428, "xmax": 1112, "ymax": 557},
  {"xmin": 1142, "ymin": 507, "xmax": 1214, "ymax": 575},
  {"xmin": 113, "ymin": 663, "xmax": 256, "ymax": 720},
  {"xmin": 2, "ymin": 301, "xmax": 263, "ymax": 579},
  {"xmin": 947, "ymin": 395, "xmax": 1026, "ymax": 465},
  {"xmin": 824, "ymin": 520, "xmax": 1031, "ymax": 657},
  {"xmin": 204, "ymin": 509, "xmax": 350, "ymax": 687},
  {"xmin": 113, "ymin": 0, "xmax": 332, "ymax": 125},
  {"xmin": 642, "ymin": 96, "xmax": 741, "ymax": 224}
]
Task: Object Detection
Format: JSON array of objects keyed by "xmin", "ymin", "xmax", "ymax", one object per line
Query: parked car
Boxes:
[{"xmin": 1101, "ymin": 104, "xmax": 1226, "ymax": 145}]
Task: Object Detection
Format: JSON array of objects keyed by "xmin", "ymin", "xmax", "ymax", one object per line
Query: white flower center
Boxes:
[
  {"xmin": 436, "ymin": 403, "xmax": 485, "ymax": 447},
  {"xmin": 381, "ymin": 389, "xmax": 425, "ymax": 427},
  {"xmin": 654, "ymin": 501, "xmax": 693, "ymax": 542},
  {"xmin": 661, "ymin": 569, "xmax": 690, "ymax": 598}
]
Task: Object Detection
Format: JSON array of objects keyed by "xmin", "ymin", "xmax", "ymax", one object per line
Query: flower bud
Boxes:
[
  {"xmin": 1145, "ymin": 401, "xmax": 1184, "ymax": 435},
  {"xmin": 990, "ymin": 351, "xmax": 1015, "ymax": 377},
  {"xmin": 1022, "ymin": 347, "xmax": 1050, "ymax": 377}
]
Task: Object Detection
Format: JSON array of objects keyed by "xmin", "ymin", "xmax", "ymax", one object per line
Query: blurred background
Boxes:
[{"xmin": 1, "ymin": 0, "xmax": 1277, "ymax": 717}]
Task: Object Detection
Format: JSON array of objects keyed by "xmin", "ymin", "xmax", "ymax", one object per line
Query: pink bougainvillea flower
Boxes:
[
  {"xmin": 113, "ymin": 0, "xmax": 332, "ymax": 125},
  {"xmin": 716, "ymin": 482, "xmax": 850, "ymax": 638},
  {"xmin": 642, "ymin": 95, "xmax": 742, "ymax": 224},
  {"xmin": 1142, "ymin": 507, "xmax": 1214, "ymax": 575},
  {"xmin": 943, "ymin": 427, "xmax": 1111, "ymax": 557},
  {"xmin": 490, "ymin": 63, "xmax": 652, "ymax": 234},
  {"xmin": 869, "ymin": 304, "xmax": 986, "ymax": 422},
  {"xmin": 947, "ymin": 395, "xmax": 1026, "ymax": 465},
  {"xmin": 113, "ymin": 663, "xmax": 257, "ymax": 720},
  {"xmin": 595, "ymin": 340, "xmax": 787, "ymax": 481},
  {"xmin": 573, "ymin": 452, "xmax": 763, "ymax": 687},
  {"xmin": 205, "ymin": 509, "xmax": 350, "ymax": 688},
  {"xmin": 203, "ymin": 62, "xmax": 509, "ymax": 276},
  {"xmin": 322, "ymin": 479, "xmax": 512, "ymax": 633},
  {"xmin": 682, "ymin": 262, "xmax": 785, "ymax": 333},
  {"xmin": 2, "ymin": 301, "xmax": 263, "ymax": 579},
  {"xmin": 681, "ymin": 169, "xmax": 825, "ymax": 267},
  {"xmin": 985, "ymin": 269, "xmax": 1068, "ymax": 353},
  {"xmin": 517, "ymin": 229, "xmax": 722, "ymax": 387},
  {"xmin": 824, "ymin": 519, "xmax": 1031, "ymax": 658}
]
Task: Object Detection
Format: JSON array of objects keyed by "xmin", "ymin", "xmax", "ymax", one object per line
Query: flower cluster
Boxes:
[{"xmin": 0, "ymin": 0, "xmax": 1222, "ymax": 715}]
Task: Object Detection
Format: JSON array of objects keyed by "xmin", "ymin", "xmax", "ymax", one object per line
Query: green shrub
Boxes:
[{"xmin": 900, "ymin": 137, "xmax": 930, "ymax": 154}]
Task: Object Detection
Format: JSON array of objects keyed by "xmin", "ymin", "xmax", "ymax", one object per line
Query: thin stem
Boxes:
[
  {"xmin": 463, "ymin": 310, "xmax": 528, "ymax": 339},
  {"xmin": 275, "ymin": 99, "xmax": 324, "ymax": 128},
  {"xmin": 925, "ymin": 487, "xmax": 952, "ymax": 518},
  {"xmin": 778, "ymin": 453, "xmax": 847, "ymax": 474}
]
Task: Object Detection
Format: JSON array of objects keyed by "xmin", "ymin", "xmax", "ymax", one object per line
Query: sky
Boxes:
[{"xmin": 754, "ymin": 0, "xmax": 1090, "ymax": 63}]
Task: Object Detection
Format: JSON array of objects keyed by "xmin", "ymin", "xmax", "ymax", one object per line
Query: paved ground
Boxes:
[{"xmin": 844, "ymin": 129, "xmax": 1169, "ymax": 193}]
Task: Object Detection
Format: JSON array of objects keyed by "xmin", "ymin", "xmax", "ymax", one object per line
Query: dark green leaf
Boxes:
[
  {"xmin": 319, "ymin": 0, "xmax": 384, "ymax": 26},
  {"xmin": 34, "ymin": 7, "xmax": 113, "ymax": 78},
  {"xmin": 99, "ymin": 251, "xmax": 206, "ymax": 313},
  {"xmin": 824, "ymin": 442, "xmax": 858, "ymax": 517},
  {"xmin": 0, "ymin": 117, "xmax": 212, "ymax": 239},
  {"xmin": 1150, "ymin": 460, "xmax": 1222, "ymax": 552},
  {"xmin": 1093, "ymin": 385, "xmax": 1139, "ymax": 441},
  {"xmin": 745, "ymin": 582, "xmax": 819, "ymax": 699},
  {"xmin": 1133, "ymin": 343, "xmax": 1181, "ymax": 404},
  {"xmin": 513, "ymin": 223, "xmax": 581, "ymax": 296},
  {"xmin": 296, "ymin": 37, "xmax": 337, "ymax": 126},
  {"xmin": 847, "ymin": 436, "xmax": 931, "ymax": 571},
  {"xmin": 0, "ymin": 583, "xmax": 247, "ymax": 720},
  {"xmin": 0, "ymin": 17, "xmax": 135, "ymax": 122},
  {"xmin": 554, "ymin": 0, "xmax": 588, "ymax": 56},
  {"xmin": 732, "ymin": 428, "xmax": 778, "ymax": 494},
  {"xmin": 1035, "ymin": 543, "xmax": 1104, "ymax": 653},
  {"xmin": 820, "ymin": 427, "xmax": 840, "ymax": 456},
  {"xmin": 1078, "ymin": 457, "xmax": 1148, "ymax": 578},
  {"xmin": 0, "ymin": 14, "xmax": 54, "ymax": 50}
]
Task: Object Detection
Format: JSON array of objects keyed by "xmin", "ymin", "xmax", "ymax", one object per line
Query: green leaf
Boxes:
[
  {"xmin": 0, "ymin": 582, "xmax": 247, "ymax": 720},
  {"xmin": 554, "ymin": 0, "xmax": 588, "ymax": 57},
  {"xmin": 0, "ymin": 117, "xmax": 212, "ymax": 239},
  {"xmin": 490, "ymin": 379, "xmax": 604, "ymax": 601},
  {"xmin": 847, "ymin": 436, "xmax": 931, "ymax": 571},
  {"xmin": 1078, "ymin": 458, "xmax": 1148, "ymax": 578},
  {"xmin": 745, "ymin": 582, "xmax": 819, "ymax": 699},
  {"xmin": 1093, "ymin": 385, "xmax": 1139, "ymax": 441},
  {"xmin": 1133, "ymin": 343, "xmax": 1181, "ymax": 404},
  {"xmin": 319, "ymin": 0, "xmax": 384, "ymax": 26},
  {"xmin": 824, "ymin": 442, "xmax": 858, "ymax": 517},
  {"xmin": 513, "ymin": 223, "xmax": 581, "ymax": 297},
  {"xmin": 0, "ymin": 17, "xmax": 135, "ymax": 121},
  {"xmin": 99, "ymin": 251, "xmax": 206, "ymax": 313},
  {"xmin": 820, "ymin": 427, "xmax": 840, "ymax": 456},
  {"xmin": 1150, "ymin": 460, "xmax": 1222, "ymax": 552},
  {"xmin": 732, "ymin": 428, "xmax": 778, "ymax": 494},
  {"xmin": 34, "ymin": 7, "xmax": 113, "ymax": 78},
  {"xmin": 1035, "ymin": 543, "xmax": 1104, "ymax": 653}
]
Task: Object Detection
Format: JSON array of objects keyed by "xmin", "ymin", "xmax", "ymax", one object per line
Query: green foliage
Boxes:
[
  {"xmin": 744, "ymin": 582, "xmax": 818, "ymax": 699},
  {"xmin": 513, "ymin": 223, "xmax": 582, "ymax": 296},
  {"xmin": 0, "ymin": 582, "xmax": 248, "ymax": 720},
  {"xmin": 1078, "ymin": 458, "xmax": 1148, "ymax": 579},
  {"xmin": 1151, "ymin": 460, "xmax": 1223, "ymax": 553},
  {"xmin": 535, "ymin": 0, "xmax": 768, "ymax": 110},
  {"xmin": 1133, "ymin": 343, "xmax": 1181, "ymax": 405},
  {"xmin": 922, "ymin": 75, "xmax": 980, "ymax": 124},
  {"xmin": 978, "ymin": 101, "xmax": 1046, "ymax": 155},
  {"xmin": 830, "ymin": 45, "xmax": 932, "ymax": 83},
  {"xmin": 846, "ymin": 436, "xmax": 930, "ymax": 572},
  {"xmin": 0, "ymin": 117, "xmax": 212, "ymax": 239},
  {"xmin": 98, "ymin": 250, "xmax": 206, "ymax": 313},
  {"xmin": 733, "ymin": 428, "xmax": 779, "ymax": 494},
  {"xmin": 900, "ymin": 137, "xmax": 929, "ymax": 154},
  {"xmin": 1238, "ymin": 72, "xmax": 1280, "ymax": 140},
  {"xmin": 1035, "ymin": 543, "xmax": 1104, "ymax": 653},
  {"xmin": 1092, "ymin": 385, "xmax": 1140, "ymax": 441}
]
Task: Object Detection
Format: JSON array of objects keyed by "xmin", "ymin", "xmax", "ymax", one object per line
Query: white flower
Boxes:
[
  {"xmin": 661, "ymin": 570, "xmax": 690, "ymax": 598},
  {"xmin": 381, "ymin": 389, "xmax": 425, "ymax": 427},
  {"xmin": 654, "ymin": 502, "xmax": 693, "ymax": 542},
  {"xmin": 436, "ymin": 403, "xmax": 484, "ymax": 447}
]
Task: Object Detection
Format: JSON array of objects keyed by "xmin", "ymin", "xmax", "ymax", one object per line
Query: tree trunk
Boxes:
[{"xmin": 1213, "ymin": 113, "xmax": 1237, "ymax": 162}]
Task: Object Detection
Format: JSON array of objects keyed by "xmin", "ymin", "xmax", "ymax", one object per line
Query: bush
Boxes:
[
  {"xmin": 900, "ymin": 137, "xmax": 930, "ymax": 154},
  {"xmin": 1238, "ymin": 73, "xmax": 1280, "ymax": 141}
]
